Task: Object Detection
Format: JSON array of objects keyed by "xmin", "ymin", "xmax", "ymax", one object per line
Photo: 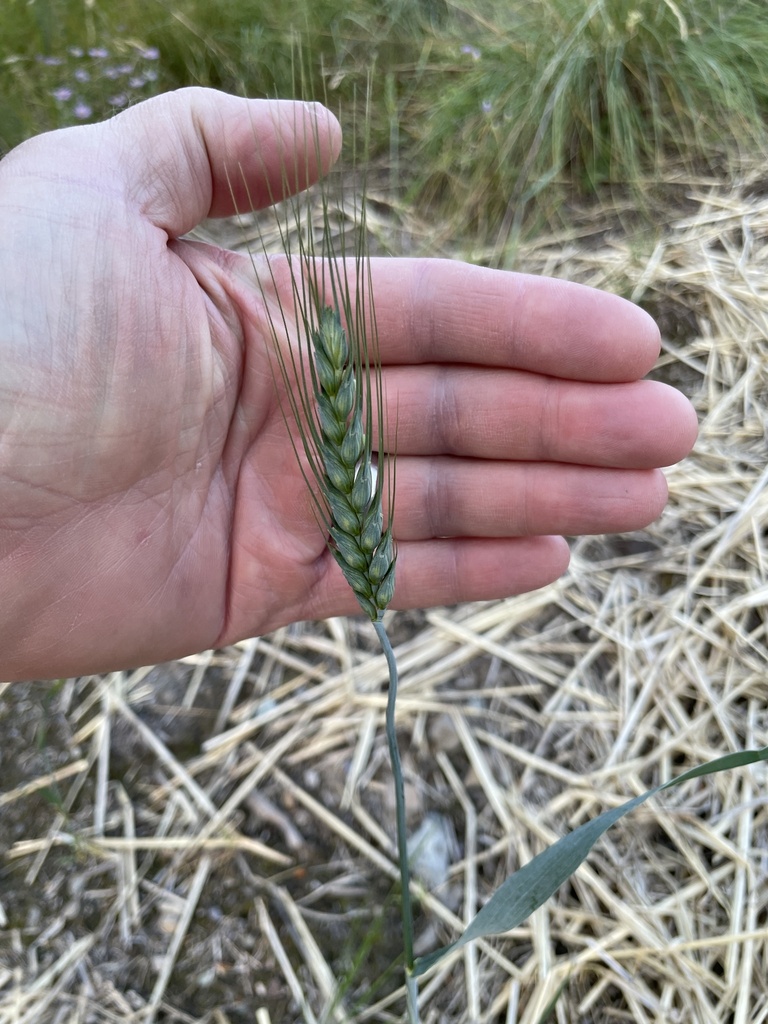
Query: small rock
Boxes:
[
  {"xmin": 407, "ymin": 813, "xmax": 454, "ymax": 891},
  {"xmin": 427, "ymin": 713, "xmax": 462, "ymax": 755}
]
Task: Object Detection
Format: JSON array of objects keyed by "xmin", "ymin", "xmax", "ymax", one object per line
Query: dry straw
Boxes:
[{"xmin": 2, "ymin": 169, "xmax": 768, "ymax": 1023}]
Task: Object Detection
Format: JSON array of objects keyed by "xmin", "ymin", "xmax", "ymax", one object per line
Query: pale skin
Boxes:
[{"xmin": 0, "ymin": 89, "xmax": 698, "ymax": 680}]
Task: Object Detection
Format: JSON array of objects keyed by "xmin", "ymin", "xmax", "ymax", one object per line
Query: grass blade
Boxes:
[{"xmin": 413, "ymin": 745, "xmax": 768, "ymax": 977}]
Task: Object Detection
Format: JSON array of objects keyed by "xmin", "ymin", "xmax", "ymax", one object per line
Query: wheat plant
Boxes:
[{"xmin": 241, "ymin": 101, "xmax": 422, "ymax": 1021}]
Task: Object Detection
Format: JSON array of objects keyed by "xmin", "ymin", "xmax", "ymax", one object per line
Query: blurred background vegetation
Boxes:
[{"xmin": 3, "ymin": 0, "xmax": 768, "ymax": 245}]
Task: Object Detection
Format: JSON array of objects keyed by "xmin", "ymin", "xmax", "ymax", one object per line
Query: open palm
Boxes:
[{"xmin": 0, "ymin": 89, "xmax": 697, "ymax": 679}]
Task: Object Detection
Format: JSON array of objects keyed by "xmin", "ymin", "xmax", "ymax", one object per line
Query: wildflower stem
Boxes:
[{"xmin": 373, "ymin": 614, "xmax": 419, "ymax": 1022}]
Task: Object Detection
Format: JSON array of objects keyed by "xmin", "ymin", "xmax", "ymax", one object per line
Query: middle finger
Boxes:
[{"xmin": 380, "ymin": 366, "xmax": 695, "ymax": 469}]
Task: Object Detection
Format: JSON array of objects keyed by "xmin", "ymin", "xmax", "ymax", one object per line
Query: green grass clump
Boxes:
[
  {"xmin": 0, "ymin": 0, "xmax": 436, "ymax": 153},
  {"xmin": 6, "ymin": 0, "xmax": 767, "ymax": 247},
  {"xmin": 411, "ymin": 0, "xmax": 768, "ymax": 237}
]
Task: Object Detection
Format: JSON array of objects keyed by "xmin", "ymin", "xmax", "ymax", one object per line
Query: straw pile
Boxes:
[{"xmin": 1, "ymin": 169, "xmax": 766, "ymax": 1024}]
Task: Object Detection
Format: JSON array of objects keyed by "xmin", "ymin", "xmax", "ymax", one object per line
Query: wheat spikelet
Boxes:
[{"xmin": 310, "ymin": 304, "xmax": 396, "ymax": 619}]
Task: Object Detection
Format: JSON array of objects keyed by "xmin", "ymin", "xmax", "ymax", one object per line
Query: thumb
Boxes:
[{"xmin": 104, "ymin": 87, "xmax": 342, "ymax": 236}]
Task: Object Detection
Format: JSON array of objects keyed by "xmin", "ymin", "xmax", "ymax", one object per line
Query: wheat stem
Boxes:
[{"xmin": 373, "ymin": 616, "xmax": 415, "ymax": 961}]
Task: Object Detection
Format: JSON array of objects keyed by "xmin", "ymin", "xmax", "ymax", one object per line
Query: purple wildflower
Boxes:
[
  {"xmin": 460, "ymin": 45, "xmax": 482, "ymax": 60},
  {"xmin": 481, "ymin": 99, "xmax": 493, "ymax": 114},
  {"xmin": 73, "ymin": 101, "xmax": 93, "ymax": 119},
  {"xmin": 110, "ymin": 94, "xmax": 128, "ymax": 108},
  {"xmin": 73, "ymin": 68, "xmax": 90, "ymax": 83},
  {"xmin": 51, "ymin": 87, "xmax": 73, "ymax": 102},
  {"xmin": 129, "ymin": 75, "xmax": 146, "ymax": 89},
  {"xmin": 141, "ymin": 46, "xmax": 160, "ymax": 60},
  {"xmin": 88, "ymin": 47, "xmax": 109, "ymax": 59}
]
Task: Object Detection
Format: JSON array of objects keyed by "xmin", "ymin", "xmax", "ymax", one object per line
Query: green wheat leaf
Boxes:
[{"xmin": 412, "ymin": 745, "xmax": 768, "ymax": 977}]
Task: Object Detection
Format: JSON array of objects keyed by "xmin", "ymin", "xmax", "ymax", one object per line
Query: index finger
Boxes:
[{"xmin": 370, "ymin": 258, "xmax": 661, "ymax": 383}]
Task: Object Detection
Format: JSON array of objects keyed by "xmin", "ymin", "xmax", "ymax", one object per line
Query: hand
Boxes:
[{"xmin": 0, "ymin": 88, "xmax": 697, "ymax": 680}]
